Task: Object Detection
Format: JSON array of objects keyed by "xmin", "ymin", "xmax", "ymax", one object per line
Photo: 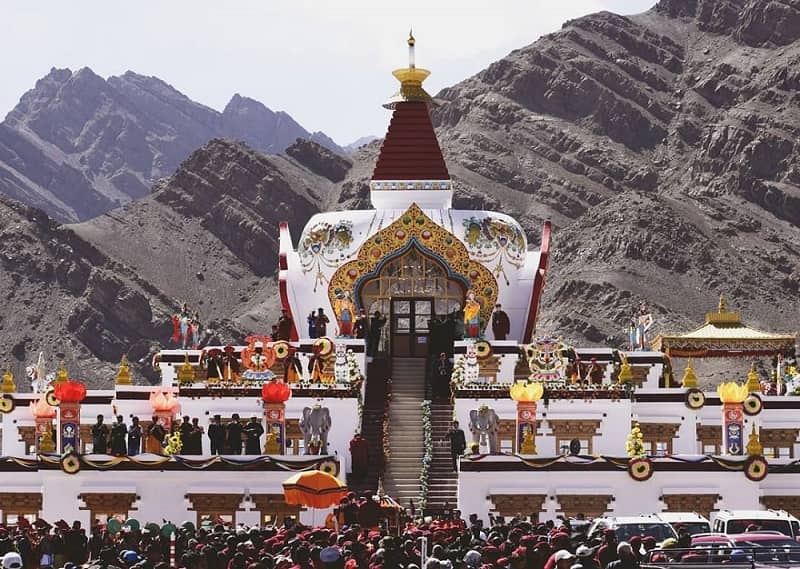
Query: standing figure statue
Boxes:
[
  {"xmin": 468, "ymin": 406, "xmax": 499, "ymax": 454},
  {"xmin": 299, "ymin": 405, "xmax": 331, "ymax": 455},
  {"xmin": 463, "ymin": 291, "xmax": 482, "ymax": 339},
  {"xmin": 27, "ymin": 351, "xmax": 51, "ymax": 393},
  {"xmin": 634, "ymin": 302, "xmax": 654, "ymax": 351},
  {"xmin": 171, "ymin": 303, "xmax": 199, "ymax": 349},
  {"xmin": 333, "ymin": 291, "xmax": 355, "ymax": 338}
]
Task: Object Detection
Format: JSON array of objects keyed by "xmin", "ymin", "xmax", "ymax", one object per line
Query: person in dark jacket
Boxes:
[
  {"xmin": 491, "ymin": 304, "xmax": 511, "ymax": 341},
  {"xmin": 208, "ymin": 415, "xmax": 225, "ymax": 454},
  {"xmin": 277, "ymin": 309, "xmax": 293, "ymax": 341},
  {"xmin": 179, "ymin": 415, "xmax": 192, "ymax": 453},
  {"xmin": 243, "ymin": 416, "xmax": 264, "ymax": 455},
  {"xmin": 110, "ymin": 415, "xmax": 127, "ymax": 456},
  {"xmin": 127, "ymin": 417, "xmax": 142, "ymax": 456},
  {"xmin": 91, "ymin": 415, "xmax": 109, "ymax": 454},
  {"xmin": 226, "ymin": 414, "xmax": 244, "ymax": 455},
  {"xmin": 189, "ymin": 418, "xmax": 204, "ymax": 455},
  {"xmin": 446, "ymin": 420, "xmax": 467, "ymax": 471},
  {"xmin": 605, "ymin": 542, "xmax": 639, "ymax": 569}
]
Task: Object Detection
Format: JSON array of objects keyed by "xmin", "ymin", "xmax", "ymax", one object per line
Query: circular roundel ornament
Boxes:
[
  {"xmin": 744, "ymin": 455, "xmax": 768, "ymax": 482},
  {"xmin": 61, "ymin": 453, "xmax": 81, "ymax": 475},
  {"xmin": 45, "ymin": 388, "xmax": 61, "ymax": 407},
  {"xmin": 628, "ymin": 457, "xmax": 653, "ymax": 482},
  {"xmin": 273, "ymin": 341, "xmax": 291, "ymax": 361},
  {"xmin": 685, "ymin": 388, "xmax": 705, "ymax": 410},
  {"xmin": 475, "ymin": 341, "xmax": 492, "ymax": 360},
  {"xmin": 0, "ymin": 396, "xmax": 14, "ymax": 414},
  {"xmin": 743, "ymin": 393, "xmax": 763, "ymax": 416},
  {"xmin": 313, "ymin": 337, "xmax": 334, "ymax": 357},
  {"xmin": 318, "ymin": 459, "xmax": 340, "ymax": 477}
]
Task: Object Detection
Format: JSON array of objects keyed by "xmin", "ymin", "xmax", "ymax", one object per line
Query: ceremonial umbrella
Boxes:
[{"xmin": 282, "ymin": 470, "xmax": 348, "ymax": 509}]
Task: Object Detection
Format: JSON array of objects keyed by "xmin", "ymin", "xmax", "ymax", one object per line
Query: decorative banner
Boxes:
[
  {"xmin": 722, "ymin": 403, "xmax": 744, "ymax": 455},
  {"xmin": 628, "ymin": 457, "xmax": 654, "ymax": 481},
  {"xmin": 744, "ymin": 455, "xmax": 768, "ymax": 481},
  {"xmin": 516, "ymin": 401, "xmax": 538, "ymax": 455},
  {"xmin": 60, "ymin": 402, "xmax": 80, "ymax": 454},
  {"xmin": 685, "ymin": 389, "xmax": 705, "ymax": 410},
  {"xmin": 743, "ymin": 394, "xmax": 763, "ymax": 416}
]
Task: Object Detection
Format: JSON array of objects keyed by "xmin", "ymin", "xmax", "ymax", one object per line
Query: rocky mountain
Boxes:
[
  {"xmin": 0, "ymin": 68, "xmax": 343, "ymax": 223},
  {"xmin": 2, "ymin": 0, "xmax": 799, "ymax": 385}
]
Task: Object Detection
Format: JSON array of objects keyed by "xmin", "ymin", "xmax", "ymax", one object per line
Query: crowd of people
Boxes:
[
  {"xmin": 0, "ymin": 508, "xmax": 705, "ymax": 569},
  {"xmin": 88, "ymin": 414, "xmax": 267, "ymax": 457}
]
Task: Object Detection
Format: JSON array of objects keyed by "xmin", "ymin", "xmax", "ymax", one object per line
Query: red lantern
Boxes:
[
  {"xmin": 261, "ymin": 381, "xmax": 291, "ymax": 403},
  {"xmin": 53, "ymin": 380, "xmax": 87, "ymax": 404}
]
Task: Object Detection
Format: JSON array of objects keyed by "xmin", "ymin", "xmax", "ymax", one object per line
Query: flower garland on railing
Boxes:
[
  {"xmin": 346, "ymin": 350, "xmax": 365, "ymax": 421},
  {"xmin": 419, "ymin": 400, "xmax": 433, "ymax": 511},
  {"xmin": 449, "ymin": 357, "xmax": 465, "ymax": 388},
  {"xmin": 163, "ymin": 431, "xmax": 183, "ymax": 456},
  {"xmin": 626, "ymin": 423, "xmax": 645, "ymax": 457},
  {"xmin": 381, "ymin": 379, "xmax": 392, "ymax": 473}
]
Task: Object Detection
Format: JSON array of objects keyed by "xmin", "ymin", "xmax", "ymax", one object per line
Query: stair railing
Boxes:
[{"xmin": 418, "ymin": 399, "xmax": 432, "ymax": 510}]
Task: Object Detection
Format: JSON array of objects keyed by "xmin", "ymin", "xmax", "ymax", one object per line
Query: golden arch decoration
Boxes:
[{"xmin": 328, "ymin": 203, "xmax": 498, "ymax": 325}]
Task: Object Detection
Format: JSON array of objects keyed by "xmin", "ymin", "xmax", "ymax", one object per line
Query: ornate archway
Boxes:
[{"xmin": 328, "ymin": 203, "xmax": 498, "ymax": 325}]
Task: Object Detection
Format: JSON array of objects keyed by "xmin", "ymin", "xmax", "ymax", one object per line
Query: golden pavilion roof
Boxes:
[{"xmin": 651, "ymin": 296, "xmax": 795, "ymax": 357}]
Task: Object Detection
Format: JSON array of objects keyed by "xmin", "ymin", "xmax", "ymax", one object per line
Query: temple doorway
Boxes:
[{"xmin": 358, "ymin": 247, "xmax": 465, "ymax": 358}]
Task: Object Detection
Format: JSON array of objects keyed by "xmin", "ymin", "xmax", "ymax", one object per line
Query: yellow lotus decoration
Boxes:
[
  {"xmin": 510, "ymin": 382, "xmax": 544, "ymax": 402},
  {"xmin": 717, "ymin": 381, "xmax": 749, "ymax": 404}
]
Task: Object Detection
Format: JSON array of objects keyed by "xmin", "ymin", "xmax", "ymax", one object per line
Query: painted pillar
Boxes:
[
  {"xmin": 60, "ymin": 401, "xmax": 80, "ymax": 454},
  {"xmin": 516, "ymin": 401, "xmax": 538, "ymax": 455},
  {"xmin": 722, "ymin": 403, "xmax": 745, "ymax": 455},
  {"xmin": 717, "ymin": 382, "xmax": 749, "ymax": 456},
  {"xmin": 509, "ymin": 382, "xmax": 544, "ymax": 455},
  {"xmin": 263, "ymin": 403, "xmax": 286, "ymax": 454}
]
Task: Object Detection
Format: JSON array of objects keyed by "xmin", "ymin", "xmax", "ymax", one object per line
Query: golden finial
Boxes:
[
  {"xmin": 384, "ymin": 31, "xmax": 434, "ymax": 108},
  {"xmin": 746, "ymin": 423, "xmax": 762, "ymax": 456},
  {"xmin": 718, "ymin": 295, "xmax": 727, "ymax": 313},
  {"xmin": 116, "ymin": 355, "xmax": 132, "ymax": 385},
  {"xmin": 1, "ymin": 365, "xmax": 16, "ymax": 394},
  {"xmin": 617, "ymin": 354, "xmax": 633, "ymax": 384},
  {"xmin": 717, "ymin": 381, "xmax": 749, "ymax": 404},
  {"xmin": 746, "ymin": 361, "xmax": 761, "ymax": 392},
  {"xmin": 54, "ymin": 360, "xmax": 69, "ymax": 384},
  {"xmin": 681, "ymin": 359, "xmax": 698, "ymax": 388},
  {"xmin": 177, "ymin": 353, "xmax": 195, "ymax": 385}
]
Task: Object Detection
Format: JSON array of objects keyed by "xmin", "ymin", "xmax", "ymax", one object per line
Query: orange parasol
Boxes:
[{"xmin": 282, "ymin": 470, "xmax": 348, "ymax": 509}]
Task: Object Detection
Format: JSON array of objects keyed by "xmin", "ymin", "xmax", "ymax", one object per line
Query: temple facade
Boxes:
[{"xmin": 0, "ymin": 36, "xmax": 798, "ymax": 529}]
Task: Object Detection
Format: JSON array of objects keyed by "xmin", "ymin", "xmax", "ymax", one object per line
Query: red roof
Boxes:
[{"xmin": 372, "ymin": 102, "xmax": 450, "ymax": 181}]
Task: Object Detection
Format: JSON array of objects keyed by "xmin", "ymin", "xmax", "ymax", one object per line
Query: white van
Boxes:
[
  {"xmin": 587, "ymin": 515, "xmax": 678, "ymax": 542},
  {"xmin": 711, "ymin": 510, "xmax": 800, "ymax": 537},
  {"xmin": 656, "ymin": 512, "xmax": 711, "ymax": 536}
]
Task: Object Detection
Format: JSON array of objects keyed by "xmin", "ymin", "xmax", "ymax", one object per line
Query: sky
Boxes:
[{"xmin": 0, "ymin": 0, "xmax": 655, "ymax": 146}]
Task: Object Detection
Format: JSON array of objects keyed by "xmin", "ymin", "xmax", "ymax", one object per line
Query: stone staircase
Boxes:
[
  {"xmin": 383, "ymin": 358, "xmax": 426, "ymax": 511},
  {"xmin": 427, "ymin": 401, "xmax": 459, "ymax": 512}
]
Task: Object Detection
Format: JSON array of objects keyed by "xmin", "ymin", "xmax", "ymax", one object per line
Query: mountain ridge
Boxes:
[{"xmin": 0, "ymin": 67, "xmax": 344, "ymax": 223}]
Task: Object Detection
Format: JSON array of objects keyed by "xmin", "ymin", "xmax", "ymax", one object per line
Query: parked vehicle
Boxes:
[
  {"xmin": 656, "ymin": 512, "xmax": 711, "ymax": 536},
  {"xmin": 588, "ymin": 515, "xmax": 678, "ymax": 542},
  {"xmin": 711, "ymin": 509, "xmax": 800, "ymax": 537}
]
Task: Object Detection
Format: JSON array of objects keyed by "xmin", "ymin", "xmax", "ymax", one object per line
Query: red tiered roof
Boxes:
[{"xmin": 371, "ymin": 102, "xmax": 449, "ymax": 181}]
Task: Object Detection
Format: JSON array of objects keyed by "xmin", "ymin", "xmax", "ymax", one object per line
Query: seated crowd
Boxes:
[{"xmin": 0, "ymin": 507, "xmax": 728, "ymax": 569}]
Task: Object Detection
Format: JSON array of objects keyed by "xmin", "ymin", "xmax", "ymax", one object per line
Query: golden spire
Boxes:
[
  {"xmin": 1, "ymin": 365, "xmax": 15, "ymax": 394},
  {"xmin": 177, "ymin": 353, "xmax": 195, "ymax": 384},
  {"xmin": 681, "ymin": 358, "xmax": 698, "ymax": 388},
  {"xmin": 706, "ymin": 294, "xmax": 740, "ymax": 324},
  {"xmin": 116, "ymin": 355, "xmax": 132, "ymax": 385},
  {"xmin": 54, "ymin": 360, "xmax": 69, "ymax": 384},
  {"xmin": 746, "ymin": 361, "xmax": 761, "ymax": 392},
  {"xmin": 746, "ymin": 423, "xmax": 762, "ymax": 456},
  {"xmin": 384, "ymin": 32, "xmax": 435, "ymax": 109}
]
